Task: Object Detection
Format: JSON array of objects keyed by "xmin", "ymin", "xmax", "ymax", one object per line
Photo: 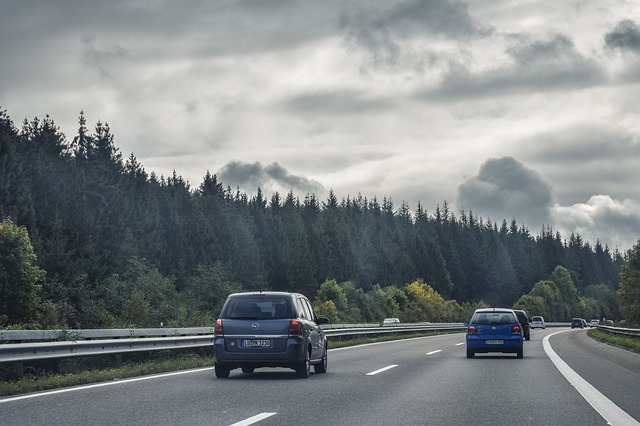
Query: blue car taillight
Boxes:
[
  {"xmin": 467, "ymin": 325, "xmax": 476, "ymax": 335},
  {"xmin": 214, "ymin": 319, "xmax": 224, "ymax": 337},
  {"xmin": 512, "ymin": 324, "xmax": 521, "ymax": 335}
]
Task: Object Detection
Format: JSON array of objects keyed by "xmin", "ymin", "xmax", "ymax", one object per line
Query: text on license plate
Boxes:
[
  {"xmin": 242, "ymin": 339, "xmax": 271, "ymax": 348},
  {"xmin": 485, "ymin": 340, "xmax": 504, "ymax": 345}
]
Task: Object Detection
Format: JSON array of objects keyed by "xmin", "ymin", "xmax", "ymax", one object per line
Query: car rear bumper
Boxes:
[
  {"xmin": 466, "ymin": 336, "xmax": 523, "ymax": 353},
  {"xmin": 213, "ymin": 337, "xmax": 307, "ymax": 369}
]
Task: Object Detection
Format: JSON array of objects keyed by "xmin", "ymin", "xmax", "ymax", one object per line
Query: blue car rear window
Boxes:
[{"xmin": 472, "ymin": 312, "xmax": 516, "ymax": 325}]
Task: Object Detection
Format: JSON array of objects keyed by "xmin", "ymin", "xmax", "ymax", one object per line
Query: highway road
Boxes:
[{"xmin": 1, "ymin": 328, "xmax": 638, "ymax": 425}]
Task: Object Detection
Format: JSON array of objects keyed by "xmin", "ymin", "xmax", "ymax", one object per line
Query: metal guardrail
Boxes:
[
  {"xmin": 596, "ymin": 325, "xmax": 640, "ymax": 337},
  {"xmin": 2, "ymin": 323, "xmax": 635, "ymax": 367},
  {"xmin": 0, "ymin": 324, "xmax": 465, "ymax": 365},
  {"xmin": 0, "ymin": 327, "xmax": 214, "ymax": 341}
]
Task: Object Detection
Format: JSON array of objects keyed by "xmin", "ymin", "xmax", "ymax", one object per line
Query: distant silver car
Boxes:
[
  {"xmin": 589, "ymin": 319, "xmax": 599, "ymax": 327},
  {"xmin": 530, "ymin": 316, "xmax": 545, "ymax": 329},
  {"xmin": 382, "ymin": 317, "xmax": 400, "ymax": 326},
  {"xmin": 213, "ymin": 291, "xmax": 329, "ymax": 378}
]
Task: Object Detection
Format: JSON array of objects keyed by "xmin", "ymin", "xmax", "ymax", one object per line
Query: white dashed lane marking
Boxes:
[{"xmin": 366, "ymin": 365, "xmax": 398, "ymax": 376}]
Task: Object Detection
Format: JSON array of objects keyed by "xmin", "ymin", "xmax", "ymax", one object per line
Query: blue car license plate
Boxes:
[
  {"xmin": 242, "ymin": 339, "xmax": 271, "ymax": 348},
  {"xmin": 485, "ymin": 340, "xmax": 504, "ymax": 345}
]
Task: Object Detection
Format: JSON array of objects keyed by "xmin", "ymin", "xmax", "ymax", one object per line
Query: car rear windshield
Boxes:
[
  {"xmin": 221, "ymin": 297, "xmax": 293, "ymax": 320},
  {"xmin": 472, "ymin": 312, "xmax": 517, "ymax": 325},
  {"xmin": 532, "ymin": 316, "xmax": 543, "ymax": 321}
]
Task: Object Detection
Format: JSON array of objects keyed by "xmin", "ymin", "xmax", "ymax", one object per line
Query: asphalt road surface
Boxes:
[{"xmin": 1, "ymin": 328, "xmax": 638, "ymax": 426}]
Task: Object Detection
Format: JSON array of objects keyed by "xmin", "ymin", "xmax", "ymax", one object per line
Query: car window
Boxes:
[
  {"xmin": 472, "ymin": 312, "xmax": 515, "ymax": 324},
  {"xmin": 221, "ymin": 297, "xmax": 292, "ymax": 319},
  {"xmin": 295, "ymin": 298, "xmax": 309, "ymax": 319},
  {"xmin": 302, "ymin": 298, "xmax": 316, "ymax": 320},
  {"xmin": 297, "ymin": 297, "xmax": 315, "ymax": 320}
]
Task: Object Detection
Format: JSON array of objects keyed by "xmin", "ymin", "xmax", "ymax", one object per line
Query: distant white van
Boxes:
[{"xmin": 530, "ymin": 316, "xmax": 545, "ymax": 329}]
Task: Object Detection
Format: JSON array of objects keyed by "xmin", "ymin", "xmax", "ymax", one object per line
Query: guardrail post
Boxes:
[
  {"xmin": 12, "ymin": 361, "xmax": 24, "ymax": 378},
  {"xmin": 114, "ymin": 353, "xmax": 122, "ymax": 367}
]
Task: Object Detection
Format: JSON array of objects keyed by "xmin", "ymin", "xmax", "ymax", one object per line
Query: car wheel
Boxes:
[
  {"xmin": 314, "ymin": 347, "xmax": 328, "ymax": 374},
  {"xmin": 296, "ymin": 349, "xmax": 311, "ymax": 378},
  {"xmin": 525, "ymin": 334, "xmax": 530, "ymax": 341},
  {"xmin": 466, "ymin": 348, "xmax": 475, "ymax": 358},
  {"xmin": 215, "ymin": 363, "xmax": 230, "ymax": 378},
  {"xmin": 516, "ymin": 348, "xmax": 523, "ymax": 359},
  {"xmin": 241, "ymin": 367, "xmax": 254, "ymax": 374}
]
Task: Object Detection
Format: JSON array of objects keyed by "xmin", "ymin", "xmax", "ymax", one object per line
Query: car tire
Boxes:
[
  {"xmin": 466, "ymin": 348, "xmax": 475, "ymax": 358},
  {"xmin": 516, "ymin": 348, "xmax": 523, "ymax": 359},
  {"xmin": 525, "ymin": 334, "xmax": 530, "ymax": 341},
  {"xmin": 241, "ymin": 367, "xmax": 254, "ymax": 374},
  {"xmin": 215, "ymin": 363, "xmax": 230, "ymax": 378},
  {"xmin": 296, "ymin": 349, "xmax": 311, "ymax": 378},
  {"xmin": 314, "ymin": 347, "xmax": 328, "ymax": 374}
]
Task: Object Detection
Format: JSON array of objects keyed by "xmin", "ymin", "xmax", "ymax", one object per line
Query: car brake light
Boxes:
[
  {"xmin": 214, "ymin": 319, "xmax": 224, "ymax": 336},
  {"xmin": 467, "ymin": 325, "xmax": 476, "ymax": 334},
  {"xmin": 289, "ymin": 319, "xmax": 303, "ymax": 336},
  {"xmin": 513, "ymin": 324, "xmax": 521, "ymax": 335}
]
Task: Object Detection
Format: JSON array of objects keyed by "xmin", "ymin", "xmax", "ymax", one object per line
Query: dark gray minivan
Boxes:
[{"xmin": 213, "ymin": 291, "xmax": 329, "ymax": 378}]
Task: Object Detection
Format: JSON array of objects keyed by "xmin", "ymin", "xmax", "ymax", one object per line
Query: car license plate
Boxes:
[
  {"xmin": 242, "ymin": 339, "xmax": 271, "ymax": 348},
  {"xmin": 485, "ymin": 340, "xmax": 504, "ymax": 345}
]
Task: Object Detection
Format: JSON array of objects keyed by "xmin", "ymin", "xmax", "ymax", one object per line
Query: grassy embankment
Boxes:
[{"xmin": 587, "ymin": 327, "xmax": 640, "ymax": 353}]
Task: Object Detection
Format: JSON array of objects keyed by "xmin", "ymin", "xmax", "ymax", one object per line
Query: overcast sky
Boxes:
[{"xmin": 1, "ymin": 0, "xmax": 639, "ymax": 253}]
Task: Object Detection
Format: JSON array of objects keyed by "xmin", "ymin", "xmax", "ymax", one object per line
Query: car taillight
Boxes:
[
  {"xmin": 513, "ymin": 324, "xmax": 521, "ymax": 335},
  {"xmin": 467, "ymin": 325, "xmax": 476, "ymax": 334},
  {"xmin": 214, "ymin": 319, "xmax": 224, "ymax": 336},
  {"xmin": 289, "ymin": 319, "xmax": 303, "ymax": 336}
]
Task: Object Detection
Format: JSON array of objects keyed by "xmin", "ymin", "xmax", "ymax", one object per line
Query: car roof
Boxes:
[
  {"xmin": 226, "ymin": 291, "xmax": 304, "ymax": 298},
  {"xmin": 474, "ymin": 308, "xmax": 516, "ymax": 313}
]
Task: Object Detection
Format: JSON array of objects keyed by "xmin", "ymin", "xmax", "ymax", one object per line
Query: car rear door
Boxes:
[
  {"xmin": 220, "ymin": 297, "xmax": 291, "ymax": 353},
  {"xmin": 296, "ymin": 296, "xmax": 323, "ymax": 360}
]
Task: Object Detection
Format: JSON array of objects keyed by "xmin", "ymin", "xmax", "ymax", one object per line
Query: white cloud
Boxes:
[{"xmin": 552, "ymin": 195, "xmax": 640, "ymax": 251}]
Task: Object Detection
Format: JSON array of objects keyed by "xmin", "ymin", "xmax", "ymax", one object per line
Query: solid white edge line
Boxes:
[
  {"xmin": 0, "ymin": 367, "xmax": 214, "ymax": 403},
  {"xmin": 426, "ymin": 350, "xmax": 442, "ymax": 355},
  {"xmin": 543, "ymin": 330, "xmax": 639, "ymax": 426},
  {"xmin": 366, "ymin": 365, "xmax": 398, "ymax": 375},
  {"xmin": 229, "ymin": 412, "xmax": 277, "ymax": 426},
  {"xmin": 455, "ymin": 342, "xmax": 465, "ymax": 346}
]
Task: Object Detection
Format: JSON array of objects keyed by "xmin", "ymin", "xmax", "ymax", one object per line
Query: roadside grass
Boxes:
[
  {"xmin": 0, "ymin": 353, "xmax": 213, "ymax": 397},
  {"xmin": 587, "ymin": 328, "xmax": 640, "ymax": 353},
  {"xmin": 0, "ymin": 331, "xmax": 459, "ymax": 397}
]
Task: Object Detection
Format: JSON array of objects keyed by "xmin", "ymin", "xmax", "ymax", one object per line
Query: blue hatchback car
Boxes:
[{"xmin": 466, "ymin": 308, "xmax": 524, "ymax": 359}]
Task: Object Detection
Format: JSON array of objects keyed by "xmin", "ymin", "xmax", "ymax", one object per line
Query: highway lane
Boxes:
[
  {"xmin": 1, "ymin": 329, "xmax": 637, "ymax": 425},
  {"xmin": 548, "ymin": 328, "xmax": 640, "ymax": 421}
]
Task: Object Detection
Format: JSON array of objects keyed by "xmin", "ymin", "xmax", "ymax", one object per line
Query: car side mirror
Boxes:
[
  {"xmin": 316, "ymin": 317, "xmax": 329, "ymax": 325},
  {"xmin": 463, "ymin": 322, "xmax": 469, "ymax": 326}
]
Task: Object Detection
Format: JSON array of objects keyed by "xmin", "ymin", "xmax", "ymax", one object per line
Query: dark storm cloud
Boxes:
[
  {"xmin": 605, "ymin": 20, "xmax": 640, "ymax": 53},
  {"xmin": 420, "ymin": 34, "xmax": 604, "ymax": 102},
  {"xmin": 81, "ymin": 36, "xmax": 129, "ymax": 79},
  {"xmin": 340, "ymin": 0, "xmax": 490, "ymax": 68},
  {"xmin": 283, "ymin": 91, "xmax": 394, "ymax": 116},
  {"xmin": 522, "ymin": 125, "xmax": 639, "ymax": 163},
  {"xmin": 457, "ymin": 157, "xmax": 553, "ymax": 228},
  {"xmin": 217, "ymin": 161, "xmax": 325, "ymax": 196},
  {"xmin": 518, "ymin": 125, "xmax": 640, "ymax": 205}
]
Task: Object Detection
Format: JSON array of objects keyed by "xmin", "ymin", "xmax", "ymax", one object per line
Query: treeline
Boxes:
[{"xmin": 0, "ymin": 108, "xmax": 628, "ymax": 328}]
